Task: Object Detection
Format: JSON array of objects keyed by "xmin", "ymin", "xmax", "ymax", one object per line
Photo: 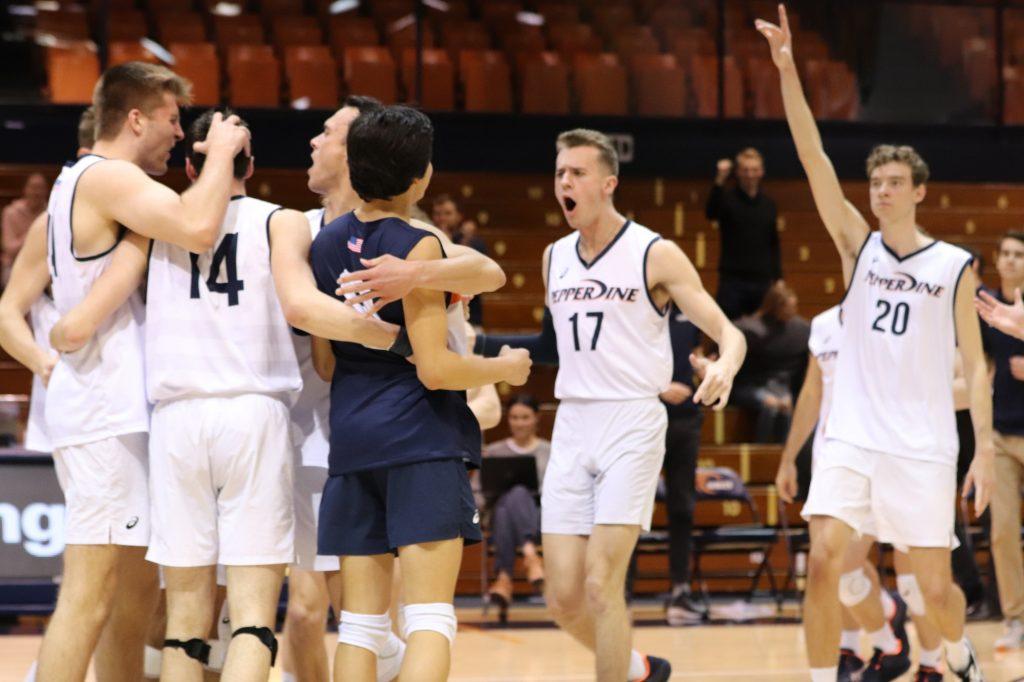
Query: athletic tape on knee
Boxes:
[
  {"xmin": 232, "ymin": 626, "xmax": 278, "ymax": 666},
  {"xmin": 164, "ymin": 638, "xmax": 211, "ymax": 665},
  {"xmin": 204, "ymin": 639, "xmax": 228, "ymax": 673},
  {"xmin": 402, "ymin": 603, "xmax": 457, "ymax": 645},
  {"xmin": 896, "ymin": 574, "xmax": 927, "ymax": 616},
  {"xmin": 143, "ymin": 644, "xmax": 162, "ymax": 678},
  {"xmin": 338, "ymin": 611, "xmax": 391, "ymax": 656},
  {"xmin": 838, "ymin": 568, "xmax": 872, "ymax": 607}
]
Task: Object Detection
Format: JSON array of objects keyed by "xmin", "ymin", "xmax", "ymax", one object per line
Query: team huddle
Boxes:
[{"xmin": 0, "ymin": 3, "xmax": 1014, "ymax": 681}]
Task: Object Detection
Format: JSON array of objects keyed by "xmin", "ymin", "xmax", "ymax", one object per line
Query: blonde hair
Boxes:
[
  {"xmin": 93, "ymin": 62, "xmax": 192, "ymax": 140},
  {"xmin": 556, "ymin": 128, "xmax": 618, "ymax": 176},
  {"xmin": 865, "ymin": 144, "xmax": 929, "ymax": 186},
  {"xmin": 736, "ymin": 147, "xmax": 763, "ymax": 165}
]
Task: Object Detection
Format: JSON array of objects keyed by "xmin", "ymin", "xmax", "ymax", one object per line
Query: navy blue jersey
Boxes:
[
  {"xmin": 309, "ymin": 211, "xmax": 482, "ymax": 475},
  {"xmin": 980, "ymin": 287, "xmax": 1024, "ymax": 436},
  {"xmin": 664, "ymin": 305, "xmax": 702, "ymax": 420}
]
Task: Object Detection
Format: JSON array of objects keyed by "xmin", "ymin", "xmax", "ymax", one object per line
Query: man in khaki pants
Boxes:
[{"xmin": 983, "ymin": 230, "xmax": 1024, "ymax": 650}]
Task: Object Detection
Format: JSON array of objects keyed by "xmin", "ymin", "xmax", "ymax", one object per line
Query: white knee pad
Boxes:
[
  {"xmin": 897, "ymin": 574, "xmax": 927, "ymax": 616},
  {"xmin": 143, "ymin": 645, "xmax": 162, "ymax": 679},
  {"xmin": 338, "ymin": 611, "xmax": 391, "ymax": 655},
  {"xmin": 402, "ymin": 603, "xmax": 457, "ymax": 646},
  {"xmin": 838, "ymin": 568, "xmax": 872, "ymax": 607}
]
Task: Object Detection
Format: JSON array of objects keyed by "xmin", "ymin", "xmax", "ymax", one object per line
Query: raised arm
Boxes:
[
  {"xmin": 49, "ymin": 231, "xmax": 150, "ymax": 352},
  {"xmin": 775, "ymin": 353, "xmax": 822, "ymax": 502},
  {"xmin": 334, "ymin": 217, "xmax": 506, "ymax": 313},
  {"xmin": 756, "ymin": 4, "xmax": 869, "ymax": 281},
  {"xmin": 647, "ymin": 239, "xmax": 746, "ymax": 408},
  {"xmin": 956, "ymin": 266, "xmax": 995, "ymax": 515},
  {"xmin": 404, "ymin": 236, "xmax": 531, "ymax": 391},
  {"xmin": 268, "ymin": 208, "xmax": 398, "ymax": 350},
  {"xmin": 0, "ymin": 213, "xmax": 56, "ymax": 380},
  {"xmin": 80, "ymin": 113, "xmax": 250, "ymax": 253}
]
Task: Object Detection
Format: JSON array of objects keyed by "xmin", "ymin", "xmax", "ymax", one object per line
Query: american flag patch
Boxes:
[{"xmin": 347, "ymin": 235, "xmax": 363, "ymax": 253}]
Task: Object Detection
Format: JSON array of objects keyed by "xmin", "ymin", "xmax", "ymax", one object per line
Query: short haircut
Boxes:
[
  {"xmin": 507, "ymin": 393, "xmax": 539, "ymax": 412},
  {"xmin": 865, "ymin": 144, "xmax": 930, "ymax": 186},
  {"xmin": 342, "ymin": 94, "xmax": 384, "ymax": 115},
  {"xmin": 556, "ymin": 128, "xmax": 618, "ymax": 176},
  {"xmin": 431, "ymin": 192, "xmax": 457, "ymax": 208},
  {"xmin": 78, "ymin": 106, "xmax": 96, "ymax": 149},
  {"xmin": 93, "ymin": 62, "xmax": 191, "ymax": 141},
  {"xmin": 1000, "ymin": 231, "xmax": 1024, "ymax": 253},
  {"xmin": 347, "ymin": 105, "xmax": 433, "ymax": 202},
  {"xmin": 736, "ymin": 147, "xmax": 763, "ymax": 165},
  {"xmin": 185, "ymin": 108, "xmax": 250, "ymax": 179}
]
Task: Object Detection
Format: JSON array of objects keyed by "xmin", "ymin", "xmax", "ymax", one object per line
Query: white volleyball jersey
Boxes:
[
  {"xmin": 146, "ymin": 196, "xmax": 302, "ymax": 403},
  {"xmin": 24, "ymin": 294, "xmax": 60, "ymax": 452},
  {"xmin": 45, "ymin": 155, "xmax": 149, "ymax": 448},
  {"xmin": 547, "ymin": 221, "xmax": 672, "ymax": 400},
  {"xmin": 291, "ymin": 208, "xmax": 331, "ymax": 468},
  {"xmin": 807, "ymin": 305, "xmax": 840, "ymax": 460},
  {"xmin": 825, "ymin": 232, "xmax": 972, "ymax": 464}
]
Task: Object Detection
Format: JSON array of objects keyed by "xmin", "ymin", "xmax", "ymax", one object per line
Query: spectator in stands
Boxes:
[
  {"xmin": 660, "ymin": 305, "xmax": 708, "ymax": 625},
  {"xmin": 980, "ymin": 231, "xmax": 1024, "ymax": 649},
  {"xmin": 706, "ymin": 148, "xmax": 781, "ymax": 319},
  {"xmin": 482, "ymin": 394, "xmax": 549, "ymax": 615},
  {"xmin": 433, "ymin": 194, "xmax": 487, "ymax": 325},
  {"xmin": 731, "ymin": 281, "xmax": 810, "ymax": 443},
  {"xmin": 1, "ymin": 173, "xmax": 48, "ymax": 287}
]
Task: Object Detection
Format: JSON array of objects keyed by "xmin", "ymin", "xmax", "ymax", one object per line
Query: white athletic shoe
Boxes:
[{"xmin": 995, "ymin": 619, "xmax": 1024, "ymax": 651}]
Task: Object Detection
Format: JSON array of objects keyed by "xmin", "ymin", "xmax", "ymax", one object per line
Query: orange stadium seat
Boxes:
[
  {"xmin": 650, "ymin": 5, "xmax": 695, "ymax": 43},
  {"xmin": 440, "ymin": 21, "xmax": 492, "ymax": 60},
  {"xmin": 327, "ymin": 15, "xmax": 380, "ymax": 56},
  {"xmin": 47, "ymin": 46, "xmax": 100, "ymax": 103},
  {"xmin": 746, "ymin": 56, "xmax": 784, "ymax": 119},
  {"xmin": 664, "ymin": 26, "xmax": 715, "ymax": 58},
  {"xmin": 226, "ymin": 44, "xmax": 280, "ymax": 106},
  {"xmin": 270, "ymin": 16, "xmax": 324, "ymax": 51},
  {"xmin": 170, "ymin": 42, "xmax": 221, "ymax": 105},
  {"xmin": 371, "ymin": 0, "xmax": 416, "ymax": 28},
  {"xmin": 612, "ymin": 25, "xmax": 660, "ymax": 60},
  {"xmin": 497, "ymin": 24, "xmax": 546, "ymax": 54},
  {"xmin": 534, "ymin": 2, "xmax": 579, "ymax": 25},
  {"xmin": 593, "ymin": 4, "xmax": 636, "ymax": 39},
  {"xmin": 213, "ymin": 14, "xmax": 266, "ymax": 47},
  {"xmin": 401, "ymin": 48, "xmax": 455, "ymax": 111},
  {"xmin": 1006, "ymin": 67, "xmax": 1024, "ymax": 124},
  {"xmin": 691, "ymin": 54, "xmax": 744, "ymax": 118},
  {"xmin": 631, "ymin": 53, "xmax": 686, "ymax": 117},
  {"xmin": 548, "ymin": 23, "xmax": 603, "ymax": 60},
  {"xmin": 284, "ymin": 45, "xmax": 338, "ymax": 108},
  {"xmin": 343, "ymin": 46, "xmax": 397, "ymax": 103},
  {"xmin": 36, "ymin": 9, "xmax": 90, "ymax": 42},
  {"xmin": 100, "ymin": 9, "xmax": 148, "ymax": 41},
  {"xmin": 154, "ymin": 12, "xmax": 208, "ymax": 44},
  {"xmin": 384, "ymin": 22, "xmax": 436, "ymax": 57},
  {"xmin": 517, "ymin": 51, "xmax": 570, "ymax": 115},
  {"xmin": 147, "ymin": 0, "xmax": 196, "ymax": 11},
  {"xmin": 479, "ymin": 0, "xmax": 522, "ymax": 31},
  {"xmin": 259, "ymin": 0, "xmax": 305, "ymax": 17},
  {"xmin": 573, "ymin": 52, "xmax": 628, "ymax": 115},
  {"xmin": 107, "ymin": 40, "xmax": 161, "ymax": 67},
  {"xmin": 803, "ymin": 59, "xmax": 860, "ymax": 121},
  {"xmin": 459, "ymin": 49, "xmax": 513, "ymax": 113}
]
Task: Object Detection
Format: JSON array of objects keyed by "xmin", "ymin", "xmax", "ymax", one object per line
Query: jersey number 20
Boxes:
[
  {"xmin": 871, "ymin": 299, "xmax": 909, "ymax": 336},
  {"xmin": 190, "ymin": 234, "xmax": 245, "ymax": 306}
]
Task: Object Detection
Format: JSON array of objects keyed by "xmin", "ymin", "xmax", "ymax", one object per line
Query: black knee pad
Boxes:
[
  {"xmin": 163, "ymin": 638, "xmax": 211, "ymax": 665},
  {"xmin": 231, "ymin": 626, "xmax": 278, "ymax": 666}
]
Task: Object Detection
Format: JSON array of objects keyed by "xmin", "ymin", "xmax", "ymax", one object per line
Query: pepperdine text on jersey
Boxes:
[
  {"xmin": 863, "ymin": 269, "xmax": 945, "ymax": 297},
  {"xmin": 550, "ymin": 278, "xmax": 641, "ymax": 304}
]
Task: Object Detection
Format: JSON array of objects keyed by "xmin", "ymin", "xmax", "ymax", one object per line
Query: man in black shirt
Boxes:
[
  {"xmin": 981, "ymin": 231, "xmax": 1024, "ymax": 651},
  {"xmin": 705, "ymin": 148, "xmax": 781, "ymax": 319}
]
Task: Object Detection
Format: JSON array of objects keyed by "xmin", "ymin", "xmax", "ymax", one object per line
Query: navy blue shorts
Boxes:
[{"xmin": 317, "ymin": 458, "xmax": 482, "ymax": 556}]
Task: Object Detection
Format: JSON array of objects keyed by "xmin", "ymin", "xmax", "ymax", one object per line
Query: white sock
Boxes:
[
  {"xmin": 879, "ymin": 589, "xmax": 896, "ymax": 619},
  {"xmin": 840, "ymin": 629, "xmax": 860, "ymax": 651},
  {"xmin": 627, "ymin": 650, "xmax": 647, "ymax": 680},
  {"xmin": 280, "ymin": 674, "xmax": 297, "ymax": 682},
  {"xmin": 944, "ymin": 638, "xmax": 970, "ymax": 671},
  {"xmin": 810, "ymin": 668, "xmax": 839, "ymax": 682},
  {"xmin": 919, "ymin": 645, "xmax": 942, "ymax": 668},
  {"xmin": 868, "ymin": 623, "xmax": 899, "ymax": 654},
  {"xmin": 22, "ymin": 661, "xmax": 37, "ymax": 682},
  {"xmin": 377, "ymin": 633, "xmax": 406, "ymax": 682}
]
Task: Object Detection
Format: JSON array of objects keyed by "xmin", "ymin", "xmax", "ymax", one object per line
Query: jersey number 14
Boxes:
[{"xmin": 190, "ymin": 234, "xmax": 245, "ymax": 306}]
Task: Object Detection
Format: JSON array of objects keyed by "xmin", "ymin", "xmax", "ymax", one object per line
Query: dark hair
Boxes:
[
  {"xmin": 507, "ymin": 393, "xmax": 539, "ymax": 413},
  {"xmin": 347, "ymin": 105, "xmax": 433, "ymax": 202},
  {"xmin": 78, "ymin": 106, "xmax": 96, "ymax": 149},
  {"xmin": 186, "ymin": 108, "xmax": 251, "ymax": 179},
  {"xmin": 93, "ymin": 62, "xmax": 191, "ymax": 141},
  {"xmin": 432, "ymin": 192, "xmax": 459, "ymax": 209},
  {"xmin": 964, "ymin": 245, "xmax": 984, "ymax": 277},
  {"xmin": 1000, "ymin": 231, "xmax": 1024, "ymax": 256},
  {"xmin": 757, "ymin": 280, "xmax": 798, "ymax": 322},
  {"xmin": 343, "ymin": 94, "xmax": 384, "ymax": 115}
]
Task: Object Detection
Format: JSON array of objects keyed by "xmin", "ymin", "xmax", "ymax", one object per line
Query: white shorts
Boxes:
[
  {"xmin": 53, "ymin": 432, "xmax": 149, "ymax": 546},
  {"xmin": 542, "ymin": 398, "xmax": 667, "ymax": 535},
  {"xmin": 802, "ymin": 439, "xmax": 957, "ymax": 549},
  {"xmin": 292, "ymin": 465, "xmax": 339, "ymax": 572},
  {"xmin": 147, "ymin": 394, "xmax": 296, "ymax": 567}
]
